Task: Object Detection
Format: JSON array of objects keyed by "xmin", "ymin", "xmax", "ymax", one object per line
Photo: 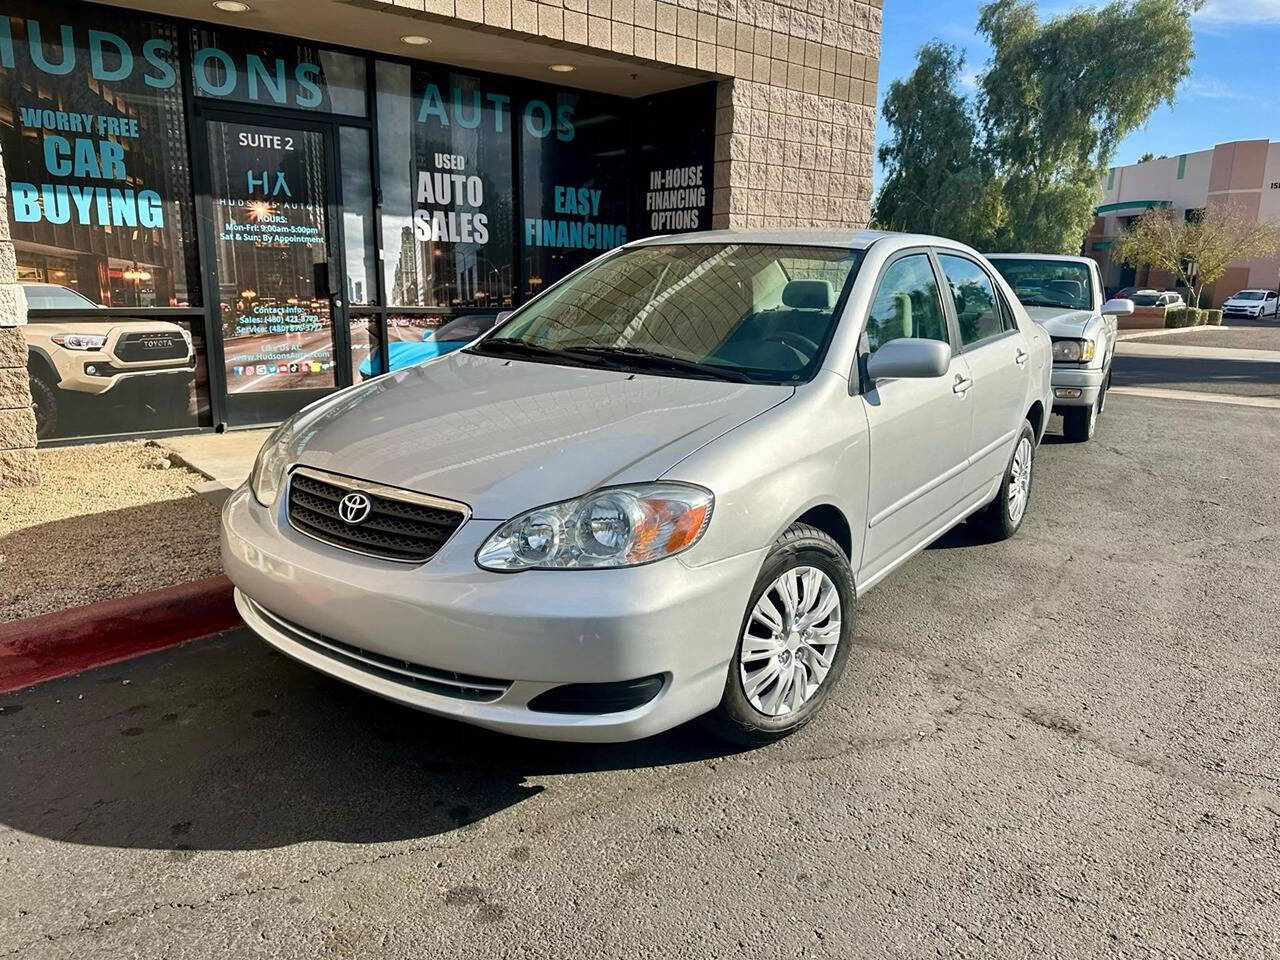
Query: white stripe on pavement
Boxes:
[{"xmin": 1109, "ymin": 386, "xmax": 1280, "ymax": 409}]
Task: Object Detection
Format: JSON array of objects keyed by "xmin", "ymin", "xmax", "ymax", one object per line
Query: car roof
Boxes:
[
  {"xmin": 1232, "ymin": 289, "xmax": 1269, "ymax": 295},
  {"xmin": 627, "ymin": 228, "xmax": 983, "ymax": 255}
]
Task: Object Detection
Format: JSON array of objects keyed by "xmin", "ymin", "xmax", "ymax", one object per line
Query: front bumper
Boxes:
[
  {"xmin": 1050, "ymin": 364, "xmax": 1106, "ymax": 409},
  {"xmin": 221, "ymin": 484, "xmax": 762, "ymax": 741},
  {"xmin": 62, "ymin": 361, "xmax": 195, "ymax": 396}
]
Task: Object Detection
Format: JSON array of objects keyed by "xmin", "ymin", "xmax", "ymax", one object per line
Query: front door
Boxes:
[
  {"xmin": 202, "ymin": 116, "xmax": 349, "ymax": 426},
  {"xmin": 858, "ymin": 252, "xmax": 975, "ymax": 577}
]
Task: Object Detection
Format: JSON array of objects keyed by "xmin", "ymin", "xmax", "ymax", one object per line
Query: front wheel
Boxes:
[
  {"xmin": 28, "ymin": 373, "xmax": 59, "ymax": 440},
  {"xmin": 703, "ymin": 523, "xmax": 856, "ymax": 747},
  {"xmin": 970, "ymin": 420, "xmax": 1036, "ymax": 542},
  {"xmin": 1061, "ymin": 391, "xmax": 1099, "ymax": 442}
]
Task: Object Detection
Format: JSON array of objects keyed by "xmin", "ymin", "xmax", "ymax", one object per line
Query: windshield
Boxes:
[
  {"xmin": 1131, "ymin": 293, "xmax": 1162, "ymax": 306},
  {"xmin": 474, "ymin": 243, "xmax": 862, "ymax": 385},
  {"xmin": 22, "ymin": 285, "xmax": 100, "ymax": 310},
  {"xmin": 1234, "ymin": 291, "xmax": 1265, "ymax": 301},
  {"xmin": 987, "ymin": 259, "xmax": 1093, "ymax": 311}
]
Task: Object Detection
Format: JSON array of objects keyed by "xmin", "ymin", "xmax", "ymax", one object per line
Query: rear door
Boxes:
[
  {"xmin": 935, "ymin": 252, "xmax": 1027, "ymax": 492},
  {"xmin": 859, "ymin": 251, "xmax": 974, "ymax": 576}
]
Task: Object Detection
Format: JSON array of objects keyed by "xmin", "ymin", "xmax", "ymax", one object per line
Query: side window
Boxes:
[
  {"xmin": 864, "ymin": 255, "xmax": 949, "ymax": 355},
  {"xmin": 937, "ymin": 254, "xmax": 1004, "ymax": 347},
  {"xmin": 995, "ymin": 287, "xmax": 1020, "ymax": 333}
]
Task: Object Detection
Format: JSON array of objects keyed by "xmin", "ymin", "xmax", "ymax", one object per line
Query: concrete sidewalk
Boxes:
[
  {"xmin": 1115, "ymin": 340, "xmax": 1280, "ymax": 363},
  {"xmin": 160, "ymin": 429, "xmax": 271, "ymax": 505}
]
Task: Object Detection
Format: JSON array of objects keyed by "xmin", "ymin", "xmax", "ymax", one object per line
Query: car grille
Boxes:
[
  {"xmin": 243, "ymin": 595, "xmax": 510, "ymax": 702},
  {"xmin": 287, "ymin": 467, "xmax": 468, "ymax": 563},
  {"xmin": 114, "ymin": 331, "xmax": 188, "ymax": 362}
]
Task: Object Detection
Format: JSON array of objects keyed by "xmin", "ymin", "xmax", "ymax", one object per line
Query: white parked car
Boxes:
[
  {"xmin": 987, "ymin": 255, "xmax": 1133, "ymax": 442},
  {"xmin": 1222, "ymin": 289, "xmax": 1279, "ymax": 319},
  {"xmin": 223, "ymin": 230, "xmax": 1052, "ymax": 745}
]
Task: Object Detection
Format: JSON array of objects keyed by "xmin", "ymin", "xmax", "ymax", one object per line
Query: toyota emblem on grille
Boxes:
[{"xmin": 338, "ymin": 492, "xmax": 373, "ymax": 525}]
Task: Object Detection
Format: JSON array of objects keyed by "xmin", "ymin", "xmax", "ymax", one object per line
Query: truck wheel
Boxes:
[
  {"xmin": 1062, "ymin": 395, "xmax": 1097, "ymax": 442},
  {"xmin": 28, "ymin": 373, "xmax": 58, "ymax": 440},
  {"xmin": 970, "ymin": 420, "xmax": 1036, "ymax": 542},
  {"xmin": 703, "ymin": 523, "xmax": 856, "ymax": 747}
]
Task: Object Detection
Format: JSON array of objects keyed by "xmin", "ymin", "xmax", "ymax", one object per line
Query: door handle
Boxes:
[
  {"xmin": 953, "ymin": 374, "xmax": 973, "ymax": 395},
  {"xmin": 1015, "ymin": 348, "xmax": 1029, "ymax": 365}
]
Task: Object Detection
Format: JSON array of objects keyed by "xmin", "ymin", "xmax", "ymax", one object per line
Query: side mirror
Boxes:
[
  {"xmin": 866, "ymin": 338, "xmax": 952, "ymax": 382},
  {"xmin": 1102, "ymin": 298, "xmax": 1134, "ymax": 317}
]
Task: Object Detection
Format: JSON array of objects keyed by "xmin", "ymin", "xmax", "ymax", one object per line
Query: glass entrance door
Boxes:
[{"xmin": 203, "ymin": 117, "xmax": 348, "ymax": 426}]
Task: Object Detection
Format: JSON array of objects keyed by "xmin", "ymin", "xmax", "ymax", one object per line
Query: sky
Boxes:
[{"xmin": 872, "ymin": 0, "xmax": 1280, "ymax": 192}]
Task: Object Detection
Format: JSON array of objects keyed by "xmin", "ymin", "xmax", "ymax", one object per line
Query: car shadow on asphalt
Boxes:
[{"xmin": 0, "ymin": 629, "xmax": 744, "ymax": 852}]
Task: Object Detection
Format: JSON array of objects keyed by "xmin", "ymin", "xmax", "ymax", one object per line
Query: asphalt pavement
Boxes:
[{"xmin": 3, "ymin": 391, "xmax": 1279, "ymax": 958}]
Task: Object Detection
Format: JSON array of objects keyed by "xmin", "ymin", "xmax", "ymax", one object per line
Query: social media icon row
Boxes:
[{"xmin": 232, "ymin": 361, "xmax": 332, "ymax": 377}]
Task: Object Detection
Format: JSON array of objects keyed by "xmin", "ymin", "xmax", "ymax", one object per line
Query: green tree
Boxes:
[
  {"xmin": 873, "ymin": 44, "xmax": 999, "ymax": 248},
  {"xmin": 1113, "ymin": 201, "xmax": 1280, "ymax": 309},
  {"xmin": 874, "ymin": 0, "xmax": 1201, "ymax": 254}
]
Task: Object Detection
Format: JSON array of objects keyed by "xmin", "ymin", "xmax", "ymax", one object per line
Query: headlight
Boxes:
[
  {"xmin": 1052, "ymin": 338, "xmax": 1096, "ymax": 363},
  {"xmin": 476, "ymin": 483, "xmax": 714, "ymax": 571},
  {"xmin": 50, "ymin": 333, "xmax": 107, "ymax": 351},
  {"xmin": 249, "ymin": 420, "xmax": 294, "ymax": 507}
]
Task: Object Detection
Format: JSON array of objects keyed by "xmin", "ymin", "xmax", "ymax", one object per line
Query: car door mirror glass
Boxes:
[
  {"xmin": 866, "ymin": 338, "xmax": 952, "ymax": 381},
  {"xmin": 1101, "ymin": 298, "xmax": 1134, "ymax": 317}
]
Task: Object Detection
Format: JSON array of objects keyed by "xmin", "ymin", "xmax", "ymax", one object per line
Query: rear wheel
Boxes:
[
  {"xmin": 970, "ymin": 420, "xmax": 1036, "ymax": 542},
  {"xmin": 704, "ymin": 523, "xmax": 855, "ymax": 747}
]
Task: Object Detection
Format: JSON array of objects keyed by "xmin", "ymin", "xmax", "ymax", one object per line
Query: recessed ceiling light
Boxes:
[
  {"xmin": 400, "ymin": 35, "xmax": 432, "ymax": 45},
  {"xmin": 212, "ymin": 0, "xmax": 251, "ymax": 11},
  {"xmin": 548, "ymin": 64, "xmax": 576, "ymax": 73}
]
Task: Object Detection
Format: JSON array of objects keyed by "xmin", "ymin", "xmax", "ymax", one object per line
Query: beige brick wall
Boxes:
[
  {"xmin": 0, "ymin": 141, "xmax": 39, "ymax": 488},
  {"xmin": 366, "ymin": 0, "xmax": 882, "ymax": 229}
]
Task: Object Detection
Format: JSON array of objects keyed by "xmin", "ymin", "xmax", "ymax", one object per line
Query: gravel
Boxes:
[
  {"xmin": 0, "ymin": 441, "xmax": 223, "ymax": 623},
  {"xmin": 1128, "ymin": 325, "xmax": 1280, "ymax": 351}
]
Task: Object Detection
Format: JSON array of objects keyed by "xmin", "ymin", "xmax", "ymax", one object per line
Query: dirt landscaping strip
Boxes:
[{"xmin": 0, "ymin": 440, "xmax": 223, "ymax": 624}]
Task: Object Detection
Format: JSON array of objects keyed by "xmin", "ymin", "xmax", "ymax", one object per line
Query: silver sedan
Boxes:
[{"xmin": 223, "ymin": 230, "xmax": 1053, "ymax": 744}]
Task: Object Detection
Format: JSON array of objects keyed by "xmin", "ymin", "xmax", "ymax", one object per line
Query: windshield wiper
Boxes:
[
  {"xmin": 567, "ymin": 346, "xmax": 756, "ymax": 383},
  {"xmin": 1020, "ymin": 299, "xmax": 1080, "ymax": 310},
  {"xmin": 469, "ymin": 338, "xmax": 591, "ymax": 365}
]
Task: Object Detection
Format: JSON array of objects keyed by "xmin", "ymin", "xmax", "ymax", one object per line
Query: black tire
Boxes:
[
  {"xmin": 1061, "ymin": 393, "xmax": 1098, "ymax": 442},
  {"xmin": 702, "ymin": 523, "xmax": 856, "ymax": 747},
  {"xmin": 970, "ymin": 420, "xmax": 1036, "ymax": 542},
  {"xmin": 28, "ymin": 373, "xmax": 58, "ymax": 440}
]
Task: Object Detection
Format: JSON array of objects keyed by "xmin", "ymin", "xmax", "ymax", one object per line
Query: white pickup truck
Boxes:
[{"xmin": 986, "ymin": 254, "xmax": 1133, "ymax": 442}]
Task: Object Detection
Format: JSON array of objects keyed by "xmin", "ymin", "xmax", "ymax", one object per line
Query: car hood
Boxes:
[
  {"xmin": 289, "ymin": 350, "xmax": 793, "ymax": 518},
  {"xmin": 1023, "ymin": 306, "xmax": 1095, "ymax": 337}
]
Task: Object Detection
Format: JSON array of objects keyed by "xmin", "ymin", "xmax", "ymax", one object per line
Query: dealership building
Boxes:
[
  {"xmin": 0, "ymin": 0, "xmax": 882, "ymax": 482},
  {"xmin": 1085, "ymin": 138, "xmax": 1280, "ymax": 303}
]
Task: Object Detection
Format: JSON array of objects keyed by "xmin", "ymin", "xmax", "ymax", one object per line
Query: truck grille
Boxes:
[
  {"xmin": 287, "ymin": 467, "xmax": 468, "ymax": 563},
  {"xmin": 114, "ymin": 330, "xmax": 189, "ymax": 362}
]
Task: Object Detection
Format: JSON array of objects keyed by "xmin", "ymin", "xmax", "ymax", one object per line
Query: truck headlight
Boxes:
[
  {"xmin": 50, "ymin": 333, "xmax": 107, "ymax": 351},
  {"xmin": 1052, "ymin": 338, "xmax": 1096, "ymax": 363},
  {"xmin": 476, "ymin": 483, "xmax": 714, "ymax": 571},
  {"xmin": 249, "ymin": 420, "xmax": 294, "ymax": 507}
]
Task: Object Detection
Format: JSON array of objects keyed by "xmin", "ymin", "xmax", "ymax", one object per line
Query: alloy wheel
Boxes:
[
  {"xmin": 1007, "ymin": 436, "xmax": 1033, "ymax": 526},
  {"xmin": 739, "ymin": 566, "xmax": 842, "ymax": 717}
]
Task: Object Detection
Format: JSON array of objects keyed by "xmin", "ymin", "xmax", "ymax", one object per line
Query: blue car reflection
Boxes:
[{"xmin": 360, "ymin": 313, "xmax": 502, "ymax": 378}]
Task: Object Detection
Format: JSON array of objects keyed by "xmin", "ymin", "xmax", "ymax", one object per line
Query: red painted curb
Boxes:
[{"xmin": 0, "ymin": 576, "xmax": 241, "ymax": 693}]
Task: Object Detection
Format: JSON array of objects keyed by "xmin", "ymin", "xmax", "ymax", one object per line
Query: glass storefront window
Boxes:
[
  {"xmin": 520, "ymin": 88, "xmax": 629, "ymax": 294},
  {"xmin": 376, "ymin": 61, "xmax": 515, "ymax": 309},
  {"xmin": 339, "ymin": 126, "xmax": 377, "ymax": 305},
  {"xmin": 187, "ymin": 27, "xmax": 366, "ymax": 116},
  {"xmin": 0, "ymin": 0, "xmax": 199, "ymax": 306}
]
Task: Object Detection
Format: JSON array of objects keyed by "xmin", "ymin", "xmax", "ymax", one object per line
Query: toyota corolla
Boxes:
[{"xmin": 223, "ymin": 230, "xmax": 1052, "ymax": 744}]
